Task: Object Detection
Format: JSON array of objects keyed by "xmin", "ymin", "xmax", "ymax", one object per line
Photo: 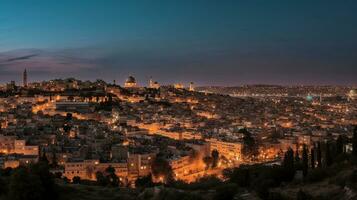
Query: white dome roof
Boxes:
[{"xmin": 348, "ymin": 89, "xmax": 357, "ymax": 100}]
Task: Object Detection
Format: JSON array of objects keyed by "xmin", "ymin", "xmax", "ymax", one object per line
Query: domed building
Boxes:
[
  {"xmin": 149, "ymin": 77, "xmax": 160, "ymax": 89},
  {"xmin": 348, "ymin": 89, "xmax": 357, "ymax": 100},
  {"xmin": 124, "ymin": 76, "xmax": 138, "ymax": 88},
  {"xmin": 306, "ymin": 94, "xmax": 313, "ymax": 101}
]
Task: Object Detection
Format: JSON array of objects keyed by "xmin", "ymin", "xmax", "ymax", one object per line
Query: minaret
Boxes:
[
  {"xmin": 23, "ymin": 69, "xmax": 28, "ymax": 87},
  {"xmin": 149, "ymin": 76, "xmax": 153, "ymax": 88},
  {"xmin": 189, "ymin": 82, "xmax": 195, "ymax": 91}
]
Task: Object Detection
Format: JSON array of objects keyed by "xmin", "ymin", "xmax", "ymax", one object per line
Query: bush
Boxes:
[
  {"xmin": 7, "ymin": 163, "xmax": 58, "ymax": 200},
  {"xmin": 296, "ymin": 189, "xmax": 312, "ymax": 200},
  {"xmin": 155, "ymin": 188, "xmax": 204, "ymax": 200},
  {"xmin": 306, "ymin": 168, "xmax": 328, "ymax": 183},
  {"xmin": 267, "ymin": 192, "xmax": 287, "ymax": 200},
  {"xmin": 72, "ymin": 176, "xmax": 81, "ymax": 184},
  {"xmin": 170, "ymin": 176, "xmax": 222, "ymax": 191},
  {"xmin": 213, "ymin": 183, "xmax": 238, "ymax": 200},
  {"xmin": 135, "ymin": 174, "xmax": 154, "ymax": 188},
  {"xmin": 223, "ymin": 167, "xmax": 250, "ymax": 187},
  {"xmin": 253, "ymin": 179, "xmax": 276, "ymax": 199},
  {"xmin": 8, "ymin": 168, "xmax": 45, "ymax": 200},
  {"xmin": 0, "ymin": 177, "xmax": 8, "ymax": 196},
  {"xmin": 347, "ymin": 169, "xmax": 357, "ymax": 183}
]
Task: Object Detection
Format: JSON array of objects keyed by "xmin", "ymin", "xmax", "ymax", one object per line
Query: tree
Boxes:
[
  {"xmin": 30, "ymin": 162, "xmax": 57, "ymax": 199},
  {"xmin": 316, "ymin": 142, "xmax": 322, "ymax": 168},
  {"xmin": 8, "ymin": 163, "xmax": 58, "ymax": 200},
  {"xmin": 295, "ymin": 148, "xmax": 301, "ymax": 170},
  {"xmin": 72, "ymin": 176, "xmax": 81, "ymax": 184},
  {"xmin": 63, "ymin": 124, "xmax": 71, "ymax": 133},
  {"xmin": 96, "ymin": 171, "xmax": 109, "ymax": 186},
  {"xmin": 151, "ymin": 156, "xmax": 174, "ymax": 184},
  {"xmin": 223, "ymin": 167, "xmax": 250, "ymax": 187},
  {"xmin": 295, "ymin": 149, "xmax": 300, "ymax": 163},
  {"xmin": 297, "ymin": 189, "xmax": 312, "ymax": 200},
  {"xmin": 135, "ymin": 174, "xmax": 154, "ymax": 188},
  {"xmin": 353, "ymin": 126, "xmax": 357, "ymax": 156},
  {"xmin": 54, "ymin": 172, "xmax": 62, "ymax": 179},
  {"xmin": 310, "ymin": 147, "xmax": 315, "ymax": 169},
  {"xmin": 65, "ymin": 113, "xmax": 73, "ymax": 121},
  {"xmin": 336, "ymin": 135, "xmax": 344, "ymax": 155},
  {"xmin": 51, "ymin": 148, "xmax": 58, "ymax": 168},
  {"xmin": 8, "ymin": 168, "xmax": 45, "ymax": 200},
  {"xmin": 302, "ymin": 145, "xmax": 309, "ymax": 177},
  {"xmin": 325, "ymin": 142, "xmax": 332, "ymax": 167},
  {"xmin": 0, "ymin": 177, "xmax": 7, "ymax": 196},
  {"xmin": 213, "ymin": 183, "xmax": 238, "ymax": 200},
  {"xmin": 105, "ymin": 166, "xmax": 119, "ymax": 187},
  {"xmin": 241, "ymin": 129, "xmax": 258, "ymax": 160},
  {"xmin": 203, "ymin": 156, "xmax": 213, "ymax": 170},
  {"xmin": 283, "ymin": 148, "xmax": 295, "ymax": 180},
  {"xmin": 211, "ymin": 150, "xmax": 219, "ymax": 168},
  {"xmin": 39, "ymin": 151, "xmax": 49, "ymax": 164}
]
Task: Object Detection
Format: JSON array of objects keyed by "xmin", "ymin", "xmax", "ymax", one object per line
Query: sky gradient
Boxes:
[{"xmin": 0, "ymin": 0, "xmax": 357, "ymax": 86}]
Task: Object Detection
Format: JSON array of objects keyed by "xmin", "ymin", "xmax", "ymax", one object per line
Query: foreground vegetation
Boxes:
[{"xmin": 0, "ymin": 127, "xmax": 356, "ymax": 200}]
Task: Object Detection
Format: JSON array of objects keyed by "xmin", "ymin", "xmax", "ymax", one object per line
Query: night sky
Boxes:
[{"xmin": 0, "ymin": 0, "xmax": 357, "ymax": 86}]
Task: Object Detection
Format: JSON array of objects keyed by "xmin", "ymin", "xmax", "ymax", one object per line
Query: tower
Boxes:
[
  {"xmin": 148, "ymin": 76, "xmax": 160, "ymax": 89},
  {"xmin": 149, "ymin": 76, "xmax": 153, "ymax": 88},
  {"xmin": 23, "ymin": 69, "xmax": 27, "ymax": 87},
  {"xmin": 189, "ymin": 82, "xmax": 195, "ymax": 91}
]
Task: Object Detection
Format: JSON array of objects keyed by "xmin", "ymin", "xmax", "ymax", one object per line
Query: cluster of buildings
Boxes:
[{"xmin": 0, "ymin": 71, "xmax": 356, "ymax": 185}]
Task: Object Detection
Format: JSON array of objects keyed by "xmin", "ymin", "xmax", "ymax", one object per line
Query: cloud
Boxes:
[
  {"xmin": 0, "ymin": 48, "xmax": 98, "ymax": 73},
  {"xmin": 5, "ymin": 54, "xmax": 38, "ymax": 62}
]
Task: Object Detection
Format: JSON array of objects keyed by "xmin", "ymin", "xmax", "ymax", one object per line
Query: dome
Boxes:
[
  {"xmin": 306, "ymin": 95, "xmax": 313, "ymax": 101},
  {"xmin": 126, "ymin": 76, "xmax": 136, "ymax": 84},
  {"xmin": 124, "ymin": 76, "xmax": 138, "ymax": 88},
  {"xmin": 349, "ymin": 89, "xmax": 357, "ymax": 99}
]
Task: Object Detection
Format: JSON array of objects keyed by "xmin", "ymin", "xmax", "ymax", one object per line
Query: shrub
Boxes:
[
  {"xmin": 296, "ymin": 189, "xmax": 312, "ymax": 200},
  {"xmin": 213, "ymin": 183, "xmax": 238, "ymax": 200},
  {"xmin": 306, "ymin": 168, "xmax": 328, "ymax": 183}
]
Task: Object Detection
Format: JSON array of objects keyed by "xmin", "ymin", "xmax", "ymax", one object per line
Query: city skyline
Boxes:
[
  {"xmin": 1, "ymin": 0, "xmax": 357, "ymax": 86},
  {"xmin": 1, "ymin": 2, "xmax": 357, "ymax": 199}
]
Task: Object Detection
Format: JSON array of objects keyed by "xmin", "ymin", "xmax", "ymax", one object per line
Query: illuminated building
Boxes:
[
  {"xmin": 3, "ymin": 156, "xmax": 38, "ymax": 169},
  {"xmin": 0, "ymin": 135, "xmax": 38, "ymax": 156},
  {"xmin": 14, "ymin": 140, "xmax": 39, "ymax": 156},
  {"xmin": 207, "ymin": 139, "xmax": 242, "ymax": 162},
  {"xmin": 149, "ymin": 77, "xmax": 160, "ymax": 89},
  {"xmin": 348, "ymin": 89, "xmax": 357, "ymax": 101},
  {"xmin": 64, "ymin": 153, "xmax": 154, "ymax": 184},
  {"xmin": 124, "ymin": 76, "xmax": 138, "ymax": 88},
  {"xmin": 127, "ymin": 153, "xmax": 155, "ymax": 178},
  {"xmin": 64, "ymin": 159, "xmax": 99, "ymax": 180},
  {"xmin": 6, "ymin": 81, "xmax": 16, "ymax": 91},
  {"xmin": 173, "ymin": 83, "xmax": 184, "ymax": 89}
]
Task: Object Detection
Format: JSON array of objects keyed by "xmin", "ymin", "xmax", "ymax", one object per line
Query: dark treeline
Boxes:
[
  {"xmin": 1, "ymin": 127, "xmax": 357, "ymax": 200},
  {"xmin": 143, "ymin": 126, "xmax": 357, "ymax": 200}
]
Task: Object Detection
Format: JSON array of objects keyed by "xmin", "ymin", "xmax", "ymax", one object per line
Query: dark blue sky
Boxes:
[{"xmin": 0, "ymin": 0, "xmax": 357, "ymax": 86}]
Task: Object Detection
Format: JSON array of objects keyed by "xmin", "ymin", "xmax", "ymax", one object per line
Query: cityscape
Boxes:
[{"xmin": 1, "ymin": 1, "xmax": 357, "ymax": 200}]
